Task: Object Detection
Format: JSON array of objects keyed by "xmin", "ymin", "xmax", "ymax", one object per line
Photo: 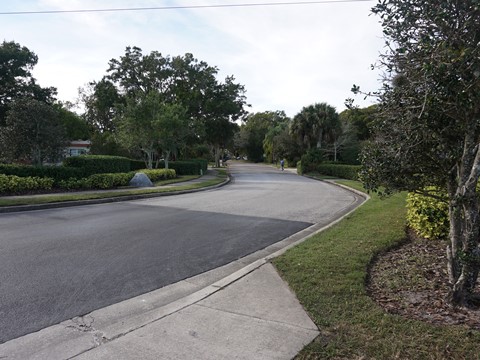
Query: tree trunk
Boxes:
[
  {"xmin": 447, "ymin": 190, "xmax": 480, "ymax": 306},
  {"xmin": 447, "ymin": 144, "xmax": 480, "ymax": 306},
  {"xmin": 214, "ymin": 145, "xmax": 221, "ymax": 168},
  {"xmin": 163, "ymin": 150, "xmax": 170, "ymax": 169},
  {"xmin": 143, "ymin": 150, "xmax": 153, "ymax": 169}
]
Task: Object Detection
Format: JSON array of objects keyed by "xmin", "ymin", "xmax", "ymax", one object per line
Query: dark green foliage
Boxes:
[
  {"xmin": 361, "ymin": 0, "xmax": 480, "ymax": 304},
  {"xmin": 299, "ymin": 148, "xmax": 325, "ymax": 173},
  {"xmin": 0, "ymin": 164, "xmax": 85, "ymax": 182},
  {"xmin": 130, "ymin": 159, "xmax": 146, "ymax": 171},
  {"xmin": 185, "ymin": 159, "xmax": 208, "ymax": 174},
  {"xmin": 296, "ymin": 160, "xmax": 303, "ymax": 175},
  {"xmin": 64, "ymin": 155, "xmax": 131, "ymax": 175},
  {"xmin": 0, "ymin": 41, "xmax": 56, "ymax": 126},
  {"xmin": 158, "ymin": 160, "xmax": 202, "ymax": 175},
  {"xmin": 1, "ymin": 98, "xmax": 68, "ymax": 165}
]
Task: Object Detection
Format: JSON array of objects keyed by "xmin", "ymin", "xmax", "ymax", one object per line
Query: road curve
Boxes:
[{"xmin": 0, "ymin": 162, "xmax": 359, "ymax": 343}]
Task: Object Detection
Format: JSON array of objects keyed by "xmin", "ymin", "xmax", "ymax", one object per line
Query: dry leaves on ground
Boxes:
[{"xmin": 368, "ymin": 232, "xmax": 480, "ymax": 330}]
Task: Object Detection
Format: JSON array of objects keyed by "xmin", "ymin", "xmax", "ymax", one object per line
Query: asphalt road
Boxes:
[{"xmin": 0, "ymin": 162, "xmax": 359, "ymax": 344}]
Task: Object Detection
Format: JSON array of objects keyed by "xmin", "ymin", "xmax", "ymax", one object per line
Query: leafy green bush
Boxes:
[
  {"xmin": 139, "ymin": 169, "xmax": 176, "ymax": 181},
  {"xmin": 315, "ymin": 164, "xmax": 360, "ymax": 180},
  {"xmin": 86, "ymin": 172, "xmax": 134, "ymax": 189},
  {"xmin": 406, "ymin": 189, "xmax": 449, "ymax": 240},
  {"xmin": 57, "ymin": 178, "xmax": 90, "ymax": 190},
  {"xmin": 64, "ymin": 155, "xmax": 131, "ymax": 175},
  {"xmin": 300, "ymin": 148, "xmax": 325, "ymax": 173},
  {"xmin": 0, "ymin": 174, "xmax": 54, "ymax": 194},
  {"xmin": 297, "ymin": 160, "xmax": 303, "ymax": 175},
  {"xmin": 130, "ymin": 159, "xmax": 146, "ymax": 171}
]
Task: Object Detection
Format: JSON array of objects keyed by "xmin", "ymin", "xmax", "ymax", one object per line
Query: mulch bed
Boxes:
[{"xmin": 368, "ymin": 232, "xmax": 480, "ymax": 330}]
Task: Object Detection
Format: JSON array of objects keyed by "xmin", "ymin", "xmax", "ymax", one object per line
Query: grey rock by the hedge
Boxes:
[{"xmin": 129, "ymin": 173, "xmax": 153, "ymax": 187}]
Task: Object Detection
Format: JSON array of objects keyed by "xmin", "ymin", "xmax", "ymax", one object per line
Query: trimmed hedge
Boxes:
[
  {"xmin": 313, "ymin": 164, "xmax": 361, "ymax": 180},
  {"xmin": 0, "ymin": 174, "xmax": 54, "ymax": 194},
  {"xmin": 406, "ymin": 189, "xmax": 449, "ymax": 240},
  {"xmin": 130, "ymin": 160, "xmax": 146, "ymax": 171},
  {"xmin": 64, "ymin": 155, "xmax": 131, "ymax": 175},
  {"xmin": 0, "ymin": 164, "xmax": 85, "ymax": 182},
  {"xmin": 185, "ymin": 159, "xmax": 208, "ymax": 174}
]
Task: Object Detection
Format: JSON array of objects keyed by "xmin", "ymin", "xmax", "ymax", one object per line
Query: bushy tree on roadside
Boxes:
[
  {"xmin": 0, "ymin": 41, "xmax": 56, "ymax": 126},
  {"xmin": 359, "ymin": 0, "xmax": 480, "ymax": 306},
  {"xmin": 0, "ymin": 98, "xmax": 67, "ymax": 165}
]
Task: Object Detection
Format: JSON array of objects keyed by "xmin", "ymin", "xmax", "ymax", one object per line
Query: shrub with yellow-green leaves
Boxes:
[
  {"xmin": 406, "ymin": 188, "xmax": 449, "ymax": 240},
  {"xmin": 138, "ymin": 169, "xmax": 176, "ymax": 182},
  {"xmin": 0, "ymin": 174, "xmax": 54, "ymax": 194}
]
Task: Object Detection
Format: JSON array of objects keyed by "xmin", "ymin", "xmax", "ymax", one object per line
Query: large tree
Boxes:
[
  {"xmin": 262, "ymin": 112, "xmax": 291, "ymax": 164},
  {"xmin": 203, "ymin": 76, "xmax": 247, "ymax": 167},
  {"xmin": 0, "ymin": 98, "xmax": 67, "ymax": 165},
  {"xmin": 290, "ymin": 103, "xmax": 341, "ymax": 153},
  {"xmin": 240, "ymin": 111, "xmax": 285, "ymax": 163},
  {"xmin": 359, "ymin": 0, "xmax": 480, "ymax": 306},
  {"xmin": 117, "ymin": 91, "xmax": 189, "ymax": 169},
  {"xmin": 87, "ymin": 46, "xmax": 247, "ymax": 162},
  {"xmin": 0, "ymin": 41, "xmax": 56, "ymax": 125}
]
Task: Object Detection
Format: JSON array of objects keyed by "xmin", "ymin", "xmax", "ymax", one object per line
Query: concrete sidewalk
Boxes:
[
  {"xmin": 75, "ymin": 263, "xmax": 318, "ymax": 360},
  {"xmin": 0, "ymin": 256, "xmax": 320, "ymax": 360}
]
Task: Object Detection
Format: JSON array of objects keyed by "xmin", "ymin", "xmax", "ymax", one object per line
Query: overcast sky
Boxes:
[{"xmin": 2, "ymin": 0, "xmax": 385, "ymax": 117}]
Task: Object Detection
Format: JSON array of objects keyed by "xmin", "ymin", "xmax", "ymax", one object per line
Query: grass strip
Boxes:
[
  {"xmin": 273, "ymin": 180, "xmax": 480, "ymax": 360},
  {"xmin": 0, "ymin": 174, "xmax": 226, "ymax": 207}
]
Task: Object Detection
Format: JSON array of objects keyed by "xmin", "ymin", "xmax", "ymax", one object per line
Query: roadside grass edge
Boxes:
[{"xmin": 273, "ymin": 179, "xmax": 480, "ymax": 360}]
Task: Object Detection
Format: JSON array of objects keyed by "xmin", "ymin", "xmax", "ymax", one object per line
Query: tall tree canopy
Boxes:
[
  {"xmin": 203, "ymin": 76, "xmax": 247, "ymax": 167},
  {"xmin": 116, "ymin": 91, "xmax": 189, "ymax": 169},
  {"xmin": 359, "ymin": 0, "xmax": 480, "ymax": 306},
  {"xmin": 239, "ymin": 111, "xmax": 286, "ymax": 163},
  {"xmin": 290, "ymin": 103, "xmax": 340, "ymax": 153},
  {"xmin": 0, "ymin": 41, "xmax": 56, "ymax": 125},
  {"xmin": 84, "ymin": 46, "xmax": 247, "ymax": 162}
]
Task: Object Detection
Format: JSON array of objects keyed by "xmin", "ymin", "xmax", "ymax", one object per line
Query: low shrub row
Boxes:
[
  {"xmin": 0, "ymin": 157, "xmax": 205, "ymax": 184},
  {"xmin": 0, "ymin": 174, "xmax": 54, "ymax": 194},
  {"xmin": 58, "ymin": 172, "xmax": 134, "ymax": 190},
  {"xmin": 0, "ymin": 168, "xmax": 178, "ymax": 193}
]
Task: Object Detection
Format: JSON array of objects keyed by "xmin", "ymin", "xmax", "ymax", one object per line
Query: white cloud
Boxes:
[{"xmin": 2, "ymin": 0, "xmax": 385, "ymax": 117}]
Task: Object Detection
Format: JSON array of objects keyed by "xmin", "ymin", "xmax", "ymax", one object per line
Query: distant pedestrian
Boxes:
[{"xmin": 280, "ymin": 159, "xmax": 285, "ymax": 171}]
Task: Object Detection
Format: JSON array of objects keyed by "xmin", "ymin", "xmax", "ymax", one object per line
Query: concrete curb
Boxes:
[{"xmin": 0, "ymin": 176, "xmax": 231, "ymax": 214}]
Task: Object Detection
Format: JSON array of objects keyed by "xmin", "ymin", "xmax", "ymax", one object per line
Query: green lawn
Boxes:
[{"xmin": 273, "ymin": 180, "xmax": 480, "ymax": 360}]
